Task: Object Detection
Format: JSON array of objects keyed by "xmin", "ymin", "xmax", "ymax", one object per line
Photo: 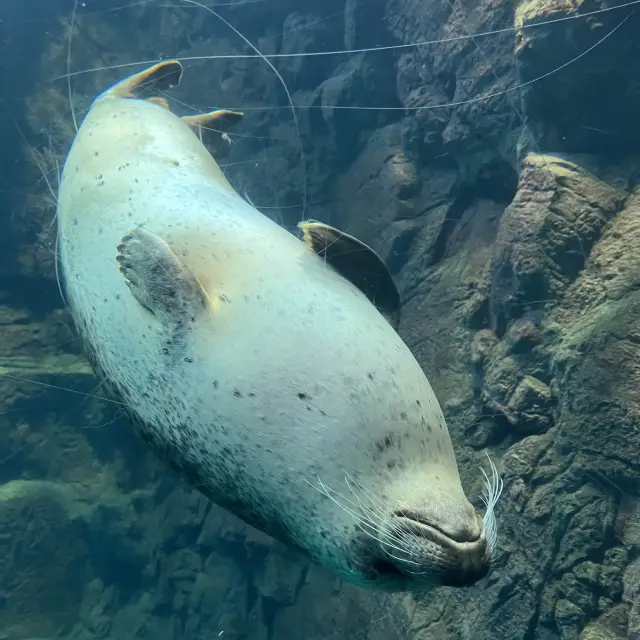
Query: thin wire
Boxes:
[
  {"xmin": 67, "ymin": 0, "xmax": 79, "ymax": 132},
  {"xmin": 179, "ymin": 0, "xmax": 308, "ymax": 220},
  {"xmin": 53, "ymin": 0, "xmax": 640, "ymax": 81}
]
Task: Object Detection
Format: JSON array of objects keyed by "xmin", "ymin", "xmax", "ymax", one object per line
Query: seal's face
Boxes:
[{"xmin": 316, "ymin": 462, "xmax": 501, "ymax": 591}]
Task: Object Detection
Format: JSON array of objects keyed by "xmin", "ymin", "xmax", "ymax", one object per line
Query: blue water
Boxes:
[{"xmin": 1, "ymin": 0, "xmax": 639, "ymax": 638}]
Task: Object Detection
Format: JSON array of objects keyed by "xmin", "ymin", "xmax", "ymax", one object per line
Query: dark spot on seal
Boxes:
[
  {"xmin": 233, "ymin": 389, "xmax": 242, "ymax": 397},
  {"xmin": 248, "ymin": 392, "xmax": 256, "ymax": 398},
  {"xmin": 367, "ymin": 372, "xmax": 375, "ymax": 381},
  {"xmin": 297, "ymin": 392, "xmax": 309, "ymax": 400},
  {"xmin": 184, "ymin": 357, "xmax": 193, "ymax": 363},
  {"xmin": 416, "ymin": 399, "xmax": 421, "ymax": 407},
  {"xmin": 319, "ymin": 409, "xmax": 326, "ymax": 416},
  {"xmin": 375, "ymin": 434, "xmax": 395, "ymax": 453},
  {"xmin": 212, "ymin": 380, "xmax": 219, "ymax": 389}
]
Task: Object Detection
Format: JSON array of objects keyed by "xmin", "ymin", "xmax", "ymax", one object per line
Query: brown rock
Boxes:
[
  {"xmin": 490, "ymin": 154, "xmax": 624, "ymax": 333},
  {"xmin": 507, "ymin": 375, "xmax": 554, "ymax": 434}
]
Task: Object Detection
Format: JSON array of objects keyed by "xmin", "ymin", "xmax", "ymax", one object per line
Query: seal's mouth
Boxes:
[{"xmin": 373, "ymin": 509, "xmax": 490, "ymax": 588}]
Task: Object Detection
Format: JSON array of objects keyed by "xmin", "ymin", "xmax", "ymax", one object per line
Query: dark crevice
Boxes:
[
  {"xmin": 386, "ymin": 223, "xmax": 422, "ymax": 274},
  {"xmin": 475, "ymin": 160, "xmax": 519, "ymax": 205},
  {"xmin": 372, "ymin": 559, "xmax": 404, "ymax": 578},
  {"xmin": 246, "ymin": 581, "xmax": 259, "ymax": 625},
  {"xmin": 261, "ymin": 596, "xmax": 279, "ymax": 640},
  {"xmin": 431, "ymin": 189, "xmax": 475, "ymax": 265},
  {"xmin": 0, "ymin": 276, "xmax": 67, "ymax": 316}
]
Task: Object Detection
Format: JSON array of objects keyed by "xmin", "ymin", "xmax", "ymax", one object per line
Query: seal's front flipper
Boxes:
[
  {"xmin": 116, "ymin": 228, "xmax": 206, "ymax": 325},
  {"xmin": 299, "ymin": 220, "xmax": 401, "ymax": 330},
  {"xmin": 98, "ymin": 60, "xmax": 183, "ymax": 103},
  {"xmin": 183, "ymin": 110, "xmax": 244, "ymax": 158}
]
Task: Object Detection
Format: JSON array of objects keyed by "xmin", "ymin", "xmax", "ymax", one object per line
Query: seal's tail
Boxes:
[{"xmin": 94, "ymin": 60, "xmax": 184, "ymax": 104}]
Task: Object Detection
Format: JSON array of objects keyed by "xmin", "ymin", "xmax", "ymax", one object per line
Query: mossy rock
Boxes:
[{"xmin": 0, "ymin": 480, "xmax": 93, "ymax": 638}]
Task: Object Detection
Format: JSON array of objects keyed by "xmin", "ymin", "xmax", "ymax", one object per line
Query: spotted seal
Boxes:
[{"xmin": 57, "ymin": 61, "xmax": 501, "ymax": 591}]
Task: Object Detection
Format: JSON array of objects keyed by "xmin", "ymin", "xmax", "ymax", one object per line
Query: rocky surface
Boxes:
[{"xmin": 1, "ymin": 0, "xmax": 639, "ymax": 638}]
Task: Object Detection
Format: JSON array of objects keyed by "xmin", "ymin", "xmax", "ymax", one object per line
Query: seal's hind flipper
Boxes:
[
  {"xmin": 116, "ymin": 228, "xmax": 206, "ymax": 325},
  {"xmin": 147, "ymin": 96, "xmax": 171, "ymax": 110},
  {"xmin": 183, "ymin": 110, "xmax": 244, "ymax": 158},
  {"xmin": 299, "ymin": 220, "xmax": 401, "ymax": 330},
  {"xmin": 99, "ymin": 61, "xmax": 183, "ymax": 102}
]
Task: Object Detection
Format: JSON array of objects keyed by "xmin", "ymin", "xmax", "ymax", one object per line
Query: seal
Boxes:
[{"xmin": 57, "ymin": 61, "xmax": 502, "ymax": 591}]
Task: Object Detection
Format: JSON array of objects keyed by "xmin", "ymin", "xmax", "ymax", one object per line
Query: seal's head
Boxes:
[{"xmin": 316, "ymin": 457, "xmax": 502, "ymax": 591}]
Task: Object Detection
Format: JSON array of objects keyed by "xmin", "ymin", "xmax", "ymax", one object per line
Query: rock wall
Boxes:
[{"xmin": 1, "ymin": 0, "xmax": 639, "ymax": 638}]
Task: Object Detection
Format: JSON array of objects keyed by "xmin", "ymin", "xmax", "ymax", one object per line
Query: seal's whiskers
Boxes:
[
  {"xmin": 314, "ymin": 478, "xmax": 410, "ymax": 552},
  {"xmin": 315, "ymin": 476, "xmax": 457, "ymax": 578},
  {"xmin": 344, "ymin": 474, "xmax": 390, "ymax": 523},
  {"xmin": 479, "ymin": 454, "xmax": 504, "ymax": 560},
  {"xmin": 343, "ymin": 474, "xmax": 457, "ymax": 570},
  {"xmin": 311, "ymin": 477, "xmax": 425, "ymax": 565}
]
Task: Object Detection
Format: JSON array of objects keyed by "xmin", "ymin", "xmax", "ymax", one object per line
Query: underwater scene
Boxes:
[{"xmin": 1, "ymin": 0, "xmax": 640, "ymax": 638}]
